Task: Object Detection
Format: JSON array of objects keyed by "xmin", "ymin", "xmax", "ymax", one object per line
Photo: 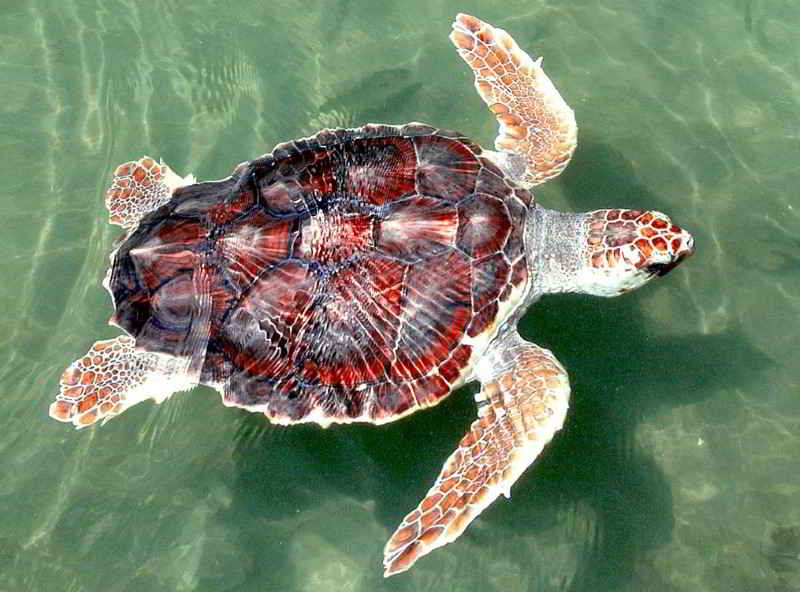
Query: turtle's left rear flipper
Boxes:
[
  {"xmin": 49, "ymin": 336, "xmax": 168, "ymax": 428},
  {"xmin": 382, "ymin": 331, "xmax": 571, "ymax": 576},
  {"xmin": 50, "ymin": 263, "xmax": 213, "ymax": 429}
]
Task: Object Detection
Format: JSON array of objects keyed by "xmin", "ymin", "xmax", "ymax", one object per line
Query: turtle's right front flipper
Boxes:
[
  {"xmin": 450, "ymin": 14, "xmax": 577, "ymax": 186},
  {"xmin": 383, "ymin": 331, "xmax": 571, "ymax": 576}
]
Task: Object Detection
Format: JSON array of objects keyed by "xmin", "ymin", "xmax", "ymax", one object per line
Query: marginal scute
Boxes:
[
  {"xmin": 472, "ymin": 253, "xmax": 511, "ymax": 311},
  {"xmin": 503, "ymin": 196, "xmax": 527, "ymax": 261},
  {"xmin": 412, "ymin": 374, "xmax": 451, "ymax": 406},
  {"xmin": 372, "ymin": 383, "xmax": 416, "ymax": 419},
  {"xmin": 438, "ymin": 343, "xmax": 473, "ymax": 385},
  {"xmin": 510, "ymin": 258, "xmax": 529, "ymax": 288},
  {"xmin": 474, "ymin": 162, "xmax": 512, "ymax": 197},
  {"xmin": 467, "ymin": 301, "xmax": 499, "ymax": 337},
  {"xmin": 401, "ymin": 123, "xmax": 437, "ymax": 136},
  {"xmin": 513, "ymin": 187, "xmax": 533, "ymax": 207}
]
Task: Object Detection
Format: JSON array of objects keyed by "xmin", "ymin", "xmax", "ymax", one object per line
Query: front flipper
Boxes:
[
  {"xmin": 383, "ymin": 332, "xmax": 570, "ymax": 576},
  {"xmin": 106, "ymin": 156, "xmax": 195, "ymax": 229},
  {"xmin": 450, "ymin": 14, "xmax": 577, "ymax": 186}
]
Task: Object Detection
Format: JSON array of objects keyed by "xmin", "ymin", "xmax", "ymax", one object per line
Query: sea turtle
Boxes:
[{"xmin": 49, "ymin": 14, "xmax": 694, "ymax": 576}]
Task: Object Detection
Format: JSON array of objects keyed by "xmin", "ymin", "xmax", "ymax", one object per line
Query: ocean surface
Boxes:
[{"xmin": 1, "ymin": 0, "xmax": 799, "ymax": 590}]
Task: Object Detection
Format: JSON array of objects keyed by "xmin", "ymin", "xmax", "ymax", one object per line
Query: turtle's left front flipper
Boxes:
[
  {"xmin": 450, "ymin": 14, "xmax": 577, "ymax": 186},
  {"xmin": 383, "ymin": 332, "xmax": 571, "ymax": 576}
]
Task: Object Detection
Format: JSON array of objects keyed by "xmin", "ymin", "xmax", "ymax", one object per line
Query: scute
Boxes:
[
  {"xmin": 456, "ymin": 193, "xmax": 512, "ymax": 258},
  {"xmin": 414, "ymin": 135, "xmax": 480, "ymax": 201},
  {"xmin": 106, "ymin": 124, "xmax": 533, "ymax": 425},
  {"xmin": 472, "ymin": 253, "xmax": 511, "ymax": 311},
  {"xmin": 345, "ymin": 137, "xmax": 418, "ymax": 204},
  {"xmin": 376, "ymin": 196, "xmax": 458, "ymax": 262}
]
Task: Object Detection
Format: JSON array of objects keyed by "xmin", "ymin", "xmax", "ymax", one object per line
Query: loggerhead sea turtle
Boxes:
[{"xmin": 49, "ymin": 14, "xmax": 694, "ymax": 575}]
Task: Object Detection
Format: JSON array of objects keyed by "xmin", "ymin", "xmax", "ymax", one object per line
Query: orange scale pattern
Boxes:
[
  {"xmin": 49, "ymin": 337, "xmax": 156, "ymax": 427},
  {"xmin": 106, "ymin": 157, "xmax": 172, "ymax": 229},
  {"xmin": 588, "ymin": 208, "xmax": 690, "ymax": 270}
]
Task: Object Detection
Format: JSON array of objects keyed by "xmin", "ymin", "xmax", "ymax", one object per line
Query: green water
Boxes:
[{"xmin": 2, "ymin": 0, "xmax": 799, "ymax": 590}]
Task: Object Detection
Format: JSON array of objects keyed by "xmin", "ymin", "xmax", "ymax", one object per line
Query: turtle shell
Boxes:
[{"xmin": 108, "ymin": 124, "xmax": 534, "ymax": 424}]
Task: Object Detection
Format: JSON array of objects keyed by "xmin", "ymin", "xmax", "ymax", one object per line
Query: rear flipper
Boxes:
[
  {"xmin": 383, "ymin": 332, "xmax": 571, "ymax": 575},
  {"xmin": 106, "ymin": 156, "xmax": 195, "ymax": 230},
  {"xmin": 49, "ymin": 336, "xmax": 187, "ymax": 428},
  {"xmin": 450, "ymin": 14, "xmax": 577, "ymax": 186}
]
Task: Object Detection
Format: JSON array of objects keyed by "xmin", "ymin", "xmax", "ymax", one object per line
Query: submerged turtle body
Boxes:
[
  {"xmin": 110, "ymin": 125, "xmax": 532, "ymax": 425},
  {"xmin": 50, "ymin": 14, "xmax": 694, "ymax": 577}
]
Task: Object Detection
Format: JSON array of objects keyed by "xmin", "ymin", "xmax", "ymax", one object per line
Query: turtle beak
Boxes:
[
  {"xmin": 648, "ymin": 253, "xmax": 686, "ymax": 276},
  {"xmin": 647, "ymin": 230, "xmax": 694, "ymax": 277}
]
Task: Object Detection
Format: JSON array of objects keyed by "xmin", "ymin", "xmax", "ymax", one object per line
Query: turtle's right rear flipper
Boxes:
[
  {"xmin": 105, "ymin": 157, "xmax": 195, "ymax": 230},
  {"xmin": 383, "ymin": 332, "xmax": 570, "ymax": 576},
  {"xmin": 450, "ymin": 14, "xmax": 577, "ymax": 186}
]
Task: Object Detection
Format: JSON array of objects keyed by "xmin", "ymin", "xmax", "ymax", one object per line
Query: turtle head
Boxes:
[{"xmin": 576, "ymin": 208, "xmax": 694, "ymax": 297}]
